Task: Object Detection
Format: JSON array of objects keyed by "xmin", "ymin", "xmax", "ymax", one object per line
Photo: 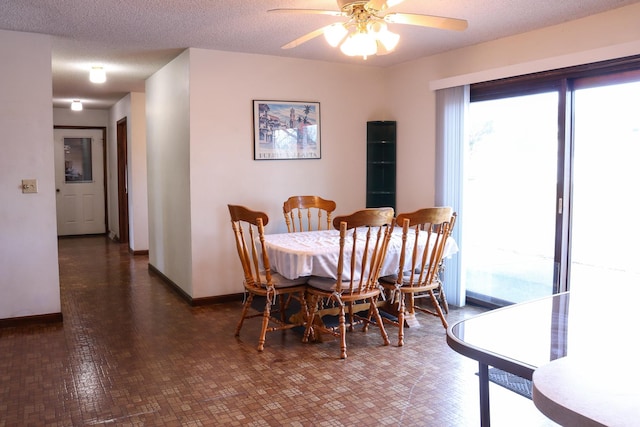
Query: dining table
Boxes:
[
  {"xmin": 446, "ymin": 284, "xmax": 640, "ymax": 426},
  {"xmin": 261, "ymin": 227, "xmax": 458, "ymax": 328},
  {"xmin": 262, "ymin": 227, "xmax": 459, "ymax": 282}
]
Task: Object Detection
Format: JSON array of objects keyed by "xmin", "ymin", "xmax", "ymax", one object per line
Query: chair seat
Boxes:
[
  {"xmin": 307, "ymin": 275, "xmax": 374, "ymax": 292},
  {"xmin": 380, "ymin": 269, "xmax": 430, "ymax": 285},
  {"xmin": 253, "ymin": 272, "xmax": 307, "ymax": 289},
  {"xmin": 379, "ymin": 273, "xmax": 399, "ymax": 284}
]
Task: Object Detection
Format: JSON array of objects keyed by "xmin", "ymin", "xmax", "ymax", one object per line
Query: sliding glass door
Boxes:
[
  {"xmin": 460, "ymin": 60, "xmax": 640, "ymax": 307},
  {"xmin": 464, "ymin": 92, "xmax": 559, "ymax": 305},
  {"xmin": 571, "ymin": 80, "xmax": 640, "ymax": 292}
]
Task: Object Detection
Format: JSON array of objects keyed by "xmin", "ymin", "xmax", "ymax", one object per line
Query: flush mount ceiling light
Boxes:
[
  {"xmin": 71, "ymin": 100, "xmax": 83, "ymax": 111},
  {"xmin": 269, "ymin": 0, "xmax": 467, "ymax": 60},
  {"xmin": 89, "ymin": 65, "xmax": 106, "ymax": 83}
]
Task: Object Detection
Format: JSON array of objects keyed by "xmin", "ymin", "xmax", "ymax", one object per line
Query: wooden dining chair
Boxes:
[
  {"xmin": 392, "ymin": 211, "xmax": 457, "ymax": 316},
  {"xmin": 398, "ymin": 209, "xmax": 457, "ymax": 317},
  {"xmin": 379, "ymin": 207, "xmax": 455, "ymax": 346},
  {"xmin": 227, "ymin": 204, "xmax": 309, "ymax": 352},
  {"xmin": 282, "ymin": 195, "xmax": 337, "ymax": 232},
  {"xmin": 302, "ymin": 207, "xmax": 394, "ymax": 359}
]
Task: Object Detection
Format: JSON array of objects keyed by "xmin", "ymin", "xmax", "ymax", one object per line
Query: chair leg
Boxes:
[
  {"xmin": 406, "ymin": 292, "xmax": 418, "ymax": 318},
  {"xmin": 257, "ymin": 298, "xmax": 271, "ymax": 352},
  {"xmin": 302, "ymin": 295, "xmax": 319, "ymax": 343},
  {"xmin": 235, "ymin": 293, "xmax": 253, "ymax": 337},
  {"xmin": 298, "ymin": 290, "xmax": 310, "ymax": 327},
  {"xmin": 429, "ymin": 290, "xmax": 448, "ymax": 329},
  {"xmin": 338, "ymin": 302, "xmax": 347, "ymax": 359},
  {"xmin": 397, "ymin": 294, "xmax": 405, "ymax": 347},
  {"xmin": 438, "ymin": 284, "xmax": 449, "ymax": 314},
  {"xmin": 279, "ymin": 295, "xmax": 287, "ymax": 323},
  {"xmin": 370, "ymin": 297, "xmax": 390, "ymax": 347},
  {"xmin": 347, "ymin": 302, "xmax": 355, "ymax": 332}
]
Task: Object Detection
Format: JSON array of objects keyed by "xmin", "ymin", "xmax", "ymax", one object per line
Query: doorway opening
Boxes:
[{"xmin": 117, "ymin": 118, "xmax": 129, "ymax": 244}]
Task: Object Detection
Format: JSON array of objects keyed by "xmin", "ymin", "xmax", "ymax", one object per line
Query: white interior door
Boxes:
[{"xmin": 54, "ymin": 128, "xmax": 106, "ymax": 236}]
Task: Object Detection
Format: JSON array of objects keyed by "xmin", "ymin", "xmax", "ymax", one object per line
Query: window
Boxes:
[{"xmin": 64, "ymin": 137, "xmax": 93, "ymax": 182}]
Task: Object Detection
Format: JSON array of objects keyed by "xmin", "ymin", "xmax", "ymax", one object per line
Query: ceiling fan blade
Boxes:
[
  {"xmin": 366, "ymin": 0, "xmax": 405, "ymax": 12},
  {"xmin": 268, "ymin": 8, "xmax": 343, "ymax": 17},
  {"xmin": 281, "ymin": 25, "xmax": 335, "ymax": 49},
  {"xmin": 384, "ymin": 12, "xmax": 468, "ymax": 31}
]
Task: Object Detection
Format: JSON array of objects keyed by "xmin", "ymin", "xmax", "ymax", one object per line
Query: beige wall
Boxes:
[
  {"xmin": 147, "ymin": 48, "xmax": 390, "ymax": 298},
  {"xmin": 428, "ymin": 2, "xmax": 640, "ymax": 89},
  {"xmin": 53, "ymin": 107, "xmax": 108, "ymax": 128},
  {"xmin": 0, "ymin": 30, "xmax": 60, "ymax": 320},
  {"xmin": 146, "ymin": 50, "xmax": 193, "ymax": 295},
  {"xmin": 189, "ymin": 49, "xmax": 391, "ymax": 298}
]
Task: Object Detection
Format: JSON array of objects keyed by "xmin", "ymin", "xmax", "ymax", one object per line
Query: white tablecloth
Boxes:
[{"xmin": 262, "ymin": 228, "xmax": 459, "ymax": 281}]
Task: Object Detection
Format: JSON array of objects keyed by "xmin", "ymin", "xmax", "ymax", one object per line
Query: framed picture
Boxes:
[{"xmin": 253, "ymin": 100, "xmax": 321, "ymax": 160}]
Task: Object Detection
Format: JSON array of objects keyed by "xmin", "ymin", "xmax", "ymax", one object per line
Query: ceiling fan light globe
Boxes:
[
  {"xmin": 339, "ymin": 37, "xmax": 356, "ymax": 56},
  {"xmin": 365, "ymin": 0, "xmax": 405, "ymax": 12},
  {"xmin": 324, "ymin": 23, "xmax": 348, "ymax": 47},
  {"xmin": 340, "ymin": 32, "xmax": 377, "ymax": 58},
  {"xmin": 377, "ymin": 29, "xmax": 399, "ymax": 51},
  {"xmin": 367, "ymin": 20, "xmax": 387, "ymax": 34}
]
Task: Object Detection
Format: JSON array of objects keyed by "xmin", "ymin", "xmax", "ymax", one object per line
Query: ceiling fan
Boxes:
[{"xmin": 268, "ymin": 0, "xmax": 468, "ymax": 59}]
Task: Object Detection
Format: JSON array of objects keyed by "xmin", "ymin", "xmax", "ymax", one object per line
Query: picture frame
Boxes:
[{"xmin": 253, "ymin": 100, "xmax": 321, "ymax": 160}]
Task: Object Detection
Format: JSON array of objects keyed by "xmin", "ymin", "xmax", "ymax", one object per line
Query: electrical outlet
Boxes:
[{"xmin": 21, "ymin": 179, "xmax": 38, "ymax": 194}]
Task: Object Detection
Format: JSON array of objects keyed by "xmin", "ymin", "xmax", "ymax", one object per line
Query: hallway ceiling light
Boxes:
[
  {"xmin": 71, "ymin": 100, "xmax": 83, "ymax": 111},
  {"xmin": 89, "ymin": 66, "xmax": 106, "ymax": 84}
]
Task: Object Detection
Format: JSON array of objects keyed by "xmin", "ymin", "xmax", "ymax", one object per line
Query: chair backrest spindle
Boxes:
[
  {"xmin": 332, "ymin": 207, "xmax": 395, "ymax": 295},
  {"xmin": 394, "ymin": 207, "xmax": 455, "ymax": 289}
]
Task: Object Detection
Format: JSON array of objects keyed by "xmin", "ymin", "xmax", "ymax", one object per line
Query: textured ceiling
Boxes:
[{"xmin": 0, "ymin": 0, "xmax": 638, "ymax": 109}]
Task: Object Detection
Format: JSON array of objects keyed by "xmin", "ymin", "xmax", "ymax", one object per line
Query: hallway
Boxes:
[{"xmin": 0, "ymin": 237, "xmax": 554, "ymax": 426}]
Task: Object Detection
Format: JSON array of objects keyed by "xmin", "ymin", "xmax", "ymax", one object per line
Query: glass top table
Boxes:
[{"xmin": 446, "ymin": 289, "xmax": 640, "ymax": 426}]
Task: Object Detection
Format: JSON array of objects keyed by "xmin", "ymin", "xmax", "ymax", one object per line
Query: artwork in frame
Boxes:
[{"xmin": 253, "ymin": 100, "xmax": 321, "ymax": 160}]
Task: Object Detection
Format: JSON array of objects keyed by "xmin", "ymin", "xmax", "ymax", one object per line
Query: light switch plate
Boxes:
[{"xmin": 22, "ymin": 179, "xmax": 38, "ymax": 194}]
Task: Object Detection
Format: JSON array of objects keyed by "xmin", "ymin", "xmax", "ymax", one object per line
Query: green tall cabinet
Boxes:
[{"xmin": 366, "ymin": 121, "xmax": 396, "ymax": 211}]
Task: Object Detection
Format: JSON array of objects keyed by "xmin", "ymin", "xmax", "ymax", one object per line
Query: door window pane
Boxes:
[
  {"xmin": 465, "ymin": 92, "xmax": 558, "ymax": 305},
  {"xmin": 64, "ymin": 137, "xmax": 93, "ymax": 182},
  {"xmin": 572, "ymin": 81, "xmax": 640, "ymax": 291}
]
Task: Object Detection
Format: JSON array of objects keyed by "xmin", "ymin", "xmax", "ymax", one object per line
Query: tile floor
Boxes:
[{"xmin": 0, "ymin": 236, "xmax": 557, "ymax": 426}]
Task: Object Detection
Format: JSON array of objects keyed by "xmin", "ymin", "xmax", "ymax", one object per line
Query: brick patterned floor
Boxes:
[{"xmin": 0, "ymin": 236, "xmax": 556, "ymax": 426}]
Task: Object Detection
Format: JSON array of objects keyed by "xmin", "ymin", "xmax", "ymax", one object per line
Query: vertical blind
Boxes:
[{"xmin": 435, "ymin": 85, "xmax": 469, "ymax": 307}]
